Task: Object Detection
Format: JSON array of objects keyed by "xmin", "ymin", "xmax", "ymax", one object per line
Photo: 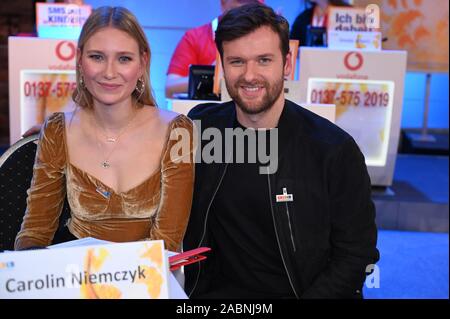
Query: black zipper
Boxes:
[
  {"xmin": 267, "ymin": 172, "xmax": 299, "ymax": 298},
  {"xmin": 189, "ymin": 161, "xmax": 230, "ymax": 298},
  {"xmin": 285, "ymin": 202, "xmax": 297, "ymax": 252}
]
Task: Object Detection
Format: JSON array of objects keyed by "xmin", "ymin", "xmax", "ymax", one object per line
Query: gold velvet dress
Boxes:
[{"xmin": 15, "ymin": 112, "xmax": 194, "ymax": 252}]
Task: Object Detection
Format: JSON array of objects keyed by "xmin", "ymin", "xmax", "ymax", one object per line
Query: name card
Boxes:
[
  {"xmin": 0, "ymin": 240, "xmax": 169, "ymax": 299},
  {"xmin": 328, "ymin": 31, "xmax": 382, "ymax": 51}
]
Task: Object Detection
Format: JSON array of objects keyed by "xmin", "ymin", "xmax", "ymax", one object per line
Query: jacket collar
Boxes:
[
  {"xmin": 277, "ymin": 99, "xmax": 304, "ymax": 161},
  {"xmin": 204, "ymin": 99, "xmax": 301, "ymax": 172}
]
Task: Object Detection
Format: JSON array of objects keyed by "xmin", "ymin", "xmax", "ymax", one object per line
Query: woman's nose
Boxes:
[{"xmin": 104, "ymin": 60, "xmax": 117, "ymax": 79}]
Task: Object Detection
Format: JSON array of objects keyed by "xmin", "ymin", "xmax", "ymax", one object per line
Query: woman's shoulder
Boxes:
[
  {"xmin": 41, "ymin": 110, "xmax": 83, "ymax": 144},
  {"xmin": 42, "ymin": 112, "xmax": 65, "ymax": 135},
  {"xmin": 147, "ymin": 107, "xmax": 193, "ymax": 130},
  {"xmin": 38, "ymin": 112, "xmax": 67, "ymax": 158},
  {"xmin": 46, "ymin": 111, "xmax": 64, "ymax": 123}
]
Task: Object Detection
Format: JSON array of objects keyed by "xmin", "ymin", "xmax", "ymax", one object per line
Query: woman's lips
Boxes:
[{"xmin": 98, "ymin": 82, "xmax": 121, "ymax": 90}]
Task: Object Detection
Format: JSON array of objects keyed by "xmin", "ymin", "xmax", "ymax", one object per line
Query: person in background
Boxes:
[
  {"xmin": 184, "ymin": 3, "xmax": 379, "ymax": 299},
  {"xmin": 290, "ymin": 0, "xmax": 350, "ymax": 46},
  {"xmin": 59, "ymin": 0, "xmax": 84, "ymax": 4},
  {"xmin": 15, "ymin": 6, "xmax": 194, "ymax": 252},
  {"xmin": 164, "ymin": 0, "xmax": 263, "ymax": 98}
]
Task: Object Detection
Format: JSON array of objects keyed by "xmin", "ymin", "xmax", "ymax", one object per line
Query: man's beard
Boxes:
[{"xmin": 225, "ymin": 75, "xmax": 284, "ymax": 115}]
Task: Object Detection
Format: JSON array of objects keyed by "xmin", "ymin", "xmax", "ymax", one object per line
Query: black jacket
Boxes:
[{"xmin": 184, "ymin": 100, "xmax": 379, "ymax": 299}]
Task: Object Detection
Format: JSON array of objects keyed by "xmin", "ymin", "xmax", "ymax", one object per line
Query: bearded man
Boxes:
[{"xmin": 184, "ymin": 3, "xmax": 379, "ymax": 299}]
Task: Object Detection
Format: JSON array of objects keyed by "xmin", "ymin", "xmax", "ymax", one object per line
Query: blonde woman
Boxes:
[{"xmin": 15, "ymin": 7, "xmax": 194, "ymax": 252}]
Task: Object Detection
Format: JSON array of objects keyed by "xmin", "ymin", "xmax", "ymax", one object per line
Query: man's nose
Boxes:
[{"xmin": 242, "ymin": 62, "xmax": 258, "ymax": 82}]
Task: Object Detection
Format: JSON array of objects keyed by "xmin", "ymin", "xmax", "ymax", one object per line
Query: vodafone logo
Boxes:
[
  {"xmin": 55, "ymin": 41, "xmax": 76, "ymax": 62},
  {"xmin": 344, "ymin": 52, "xmax": 363, "ymax": 71}
]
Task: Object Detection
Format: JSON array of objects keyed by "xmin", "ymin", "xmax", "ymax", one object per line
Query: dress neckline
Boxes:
[{"xmin": 60, "ymin": 111, "xmax": 182, "ymax": 195}]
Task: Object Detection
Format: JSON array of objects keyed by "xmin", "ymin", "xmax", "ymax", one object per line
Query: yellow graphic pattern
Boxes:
[
  {"xmin": 140, "ymin": 242, "xmax": 163, "ymax": 268},
  {"xmin": 355, "ymin": 0, "xmax": 449, "ymax": 72},
  {"xmin": 136, "ymin": 243, "xmax": 164, "ymax": 298},
  {"xmin": 80, "ymin": 243, "xmax": 165, "ymax": 299},
  {"xmin": 135, "ymin": 266, "xmax": 164, "ymax": 298},
  {"xmin": 80, "ymin": 248, "xmax": 122, "ymax": 299}
]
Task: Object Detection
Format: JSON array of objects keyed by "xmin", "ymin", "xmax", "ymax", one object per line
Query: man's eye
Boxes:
[
  {"xmin": 119, "ymin": 56, "xmax": 132, "ymax": 63},
  {"xmin": 88, "ymin": 54, "xmax": 103, "ymax": 61},
  {"xmin": 230, "ymin": 60, "xmax": 243, "ymax": 66},
  {"xmin": 259, "ymin": 58, "xmax": 271, "ymax": 64}
]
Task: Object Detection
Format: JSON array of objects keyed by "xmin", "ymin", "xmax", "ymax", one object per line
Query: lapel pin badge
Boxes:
[
  {"xmin": 276, "ymin": 187, "xmax": 293, "ymax": 203},
  {"xmin": 96, "ymin": 186, "xmax": 111, "ymax": 199}
]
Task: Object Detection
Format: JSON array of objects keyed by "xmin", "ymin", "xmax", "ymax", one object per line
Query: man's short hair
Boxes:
[
  {"xmin": 223, "ymin": 0, "xmax": 264, "ymax": 6},
  {"xmin": 215, "ymin": 3, "xmax": 290, "ymax": 64},
  {"xmin": 235, "ymin": 0, "xmax": 264, "ymax": 4}
]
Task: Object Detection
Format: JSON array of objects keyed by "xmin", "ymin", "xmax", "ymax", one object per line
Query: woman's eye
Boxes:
[{"xmin": 119, "ymin": 56, "xmax": 132, "ymax": 63}]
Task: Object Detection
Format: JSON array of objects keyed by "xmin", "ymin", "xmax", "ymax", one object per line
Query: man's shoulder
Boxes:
[
  {"xmin": 187, "ymin": 101, "xmax": 234, "ymax": 121},
  {"xmin": 285, "ymin": 100, "xmax": 352, "ymax": 146}
]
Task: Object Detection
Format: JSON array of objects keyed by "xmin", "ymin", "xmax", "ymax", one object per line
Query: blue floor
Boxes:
[
  {"xmin": 363, "ymin": 230, "xmax": 449, "ymax": 299},
  {"xmin": 367, "ymin": 155, "xmax": 449, "ymax": 299},
  {"xmin": 394, "ymin": 155, "xmax": 449, "ymax": 204}
]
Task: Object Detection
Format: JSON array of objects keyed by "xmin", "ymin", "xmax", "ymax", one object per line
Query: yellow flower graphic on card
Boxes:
[
  {"xmin": 140, "ymin": 242, "xmax": 163, "ymax": 268},
  {"xmin": 80, "ymin": 248, "xmax": 122, "ymax": 299},
  {"xmin": 78, "ymin": 242, "xmax": 167, "ymax": 299},
  {"xmin": 135, "ymin": 266, "xmax": 163, "ymax": 298}
]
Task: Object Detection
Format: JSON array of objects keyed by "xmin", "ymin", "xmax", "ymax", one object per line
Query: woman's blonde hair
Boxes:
[{"xmin": 73, "ymin": 6, "xmax": 157, "ymax": 108}]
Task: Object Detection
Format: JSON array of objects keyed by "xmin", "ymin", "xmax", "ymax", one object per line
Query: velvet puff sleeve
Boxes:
[
  {"xmin": 149, "ymin": 115, "xmax": 195, "ymax": 252},
  {"xmin": 14, "ymin": 112, "xmax": 67, "ymax": 250}
]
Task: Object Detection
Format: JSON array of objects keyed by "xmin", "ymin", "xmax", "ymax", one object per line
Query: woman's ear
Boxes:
[
  {"xmin": 140, "ymin": 51, "xmax": 149, "ymax": 77},
  {"xmin": 76, "ymin": 48, "xmax": 82, "ymax": 71}
]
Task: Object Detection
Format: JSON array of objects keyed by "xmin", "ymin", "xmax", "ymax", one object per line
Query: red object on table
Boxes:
[{"xmin": 169, "ymin": 247, "xmax": 211, "ymax": 271}]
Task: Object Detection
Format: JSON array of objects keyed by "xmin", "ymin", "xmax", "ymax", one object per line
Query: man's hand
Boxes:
[{"xmin": 22, "ymin": 124, "xmax": 42, "ymax": 137}]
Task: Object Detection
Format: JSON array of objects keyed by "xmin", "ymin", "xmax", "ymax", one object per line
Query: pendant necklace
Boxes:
[{"xmin": 94, "ymin": 110, "xmax": 138, "ymax": 169}]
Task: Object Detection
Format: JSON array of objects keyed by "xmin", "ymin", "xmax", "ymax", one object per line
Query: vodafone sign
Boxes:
[
  {"xmin": 344, "ymin": 52, "xmax": 364, "ymax": 71},
  {"xmin": 55, "ymin": 41, "xmax": 76, "ymax": 62},
  {"xmin": 298, "ymin": 47, "xmax": 408, "ymax": 186}
]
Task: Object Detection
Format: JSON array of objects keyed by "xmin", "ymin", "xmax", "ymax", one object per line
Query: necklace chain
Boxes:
[
  {"xmin": 96, "ymin": 114, "xmax": 134, "ymax": 143},
  {"xmin": 93, "ymin": 110, "xmax": 138, "ymax": 169}
]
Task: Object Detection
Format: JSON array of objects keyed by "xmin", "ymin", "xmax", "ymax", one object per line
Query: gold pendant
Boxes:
[{"xmin": 101, "ymin": 161, "xmax": 110, "ymax": 169}]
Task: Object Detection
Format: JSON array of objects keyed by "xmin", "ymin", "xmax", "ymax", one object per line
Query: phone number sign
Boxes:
[
  {"xmin": 298, "ymin": 47, "xmax": 407, "ymax": 186},
  {"xmin": 307, "ymin": 78, "xmax": 394, "ymax": 167},
  {"xmin": 20, "ymin": 70, "xmax": 77, "ymax": 134}
]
